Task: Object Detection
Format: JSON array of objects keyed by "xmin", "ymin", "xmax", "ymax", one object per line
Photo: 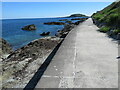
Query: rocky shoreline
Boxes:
[
  {"xmin": 1, "ymin": 37, "xmax": 62, "ymax": 89},
  {"xmin": 1, "ymin": 18, "xmax": 88, "ymax": 89}
]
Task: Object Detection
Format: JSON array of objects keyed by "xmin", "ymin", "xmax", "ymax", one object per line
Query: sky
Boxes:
[{"xmin": 2, "ymin": 2, "xmax": 113, "ymax": 19}]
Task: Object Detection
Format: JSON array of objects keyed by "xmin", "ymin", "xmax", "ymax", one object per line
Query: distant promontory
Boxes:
[{"xmin": 69, "ymin": 14, "xmax": 88, "ymax": 17}]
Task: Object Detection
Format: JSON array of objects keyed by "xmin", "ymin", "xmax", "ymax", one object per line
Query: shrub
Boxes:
[
  {"xmin": 112, "ymin": 29, "xmax": 120, "ymax": 35},
  {"xmin": 105, "ymin": 13, "xmax": 119, "ymax": 26},
  {"xmin": 98, "ymin": 17, "xmax": 104, "ymax": 22},
  {"xmin": 93, "ymin": 14, "xmax": 103, "ymax": 20},
  {"xmin": 99, "ymin": 26, "xmax": 110, "ymax": 33}
]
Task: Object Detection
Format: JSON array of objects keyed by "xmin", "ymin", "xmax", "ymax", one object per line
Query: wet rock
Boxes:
[{"xmin": 21, "ymin": 24, "xmax": 36, "ymax": 31}]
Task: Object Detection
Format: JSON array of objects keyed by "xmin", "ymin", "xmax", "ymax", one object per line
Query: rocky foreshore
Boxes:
[
  {"xmin": 1, "ymin": 36, "xmax": 62, "ymax": 89},
  {"xmin": 55, "ymin": 23, "xmax": 75, "ymax": 37},
  {"xmin": 55, "ymin": 19, "xmax": 88, "ymax": 38},
  {"xmin": 1, "ymin": 18, "xmax": 88, "ymax": 89}
]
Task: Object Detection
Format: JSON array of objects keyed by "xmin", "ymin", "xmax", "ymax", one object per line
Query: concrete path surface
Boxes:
[{"xmin": 35, "ymin": 18, "xmax": 118, "ymax": 88}]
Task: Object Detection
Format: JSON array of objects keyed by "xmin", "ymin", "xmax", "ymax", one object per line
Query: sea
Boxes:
[{"xmin": 2, "ymin": 17, "xmax": 84, "ymax": 50}]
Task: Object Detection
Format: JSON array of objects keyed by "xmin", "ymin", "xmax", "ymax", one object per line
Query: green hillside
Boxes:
[{"xmin": 92, "ymin": 0, "xmax": 120, "ymax": 39}]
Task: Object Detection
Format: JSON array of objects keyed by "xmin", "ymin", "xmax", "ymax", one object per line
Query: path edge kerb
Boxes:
[
  {"xmin": 23, "ymin": 19, "xmax": 88, "ymax": 90},
  {"xmin": 23, "ymin": 28, "xmax": 72, "ymax": 90}
]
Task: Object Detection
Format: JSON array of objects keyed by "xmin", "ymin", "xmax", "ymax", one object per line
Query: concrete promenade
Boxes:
[{"xmin": 36, "ymin": 18, "xmax": 118, "ymax": 88}]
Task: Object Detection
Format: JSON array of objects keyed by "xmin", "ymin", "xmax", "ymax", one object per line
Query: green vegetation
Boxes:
[
  {"xmin": 92, "ymin": 1, "xmax": 120, "ymax": 28},
  {"xmin": 112, "ymin": 29, "xmax": 120, "ymax": 34},
  {"xmin": 99, "ymin": 26, "xmax": 110, "ymax": 33},
  {"xmin": 92, "ymin": 0, "xmax": 120, "ymax": 39},
  {"xmin": 92, "ymin": 13, "xmax": 103, "ymax": 21}
]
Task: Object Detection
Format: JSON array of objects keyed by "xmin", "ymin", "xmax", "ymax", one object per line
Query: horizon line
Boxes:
[{"xmin": 1, "ymin": 14, "xmax": 91, "ymax": 20}]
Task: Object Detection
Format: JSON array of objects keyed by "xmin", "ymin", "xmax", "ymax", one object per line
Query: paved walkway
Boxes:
[{"xmin": 35, "ymin": 18, "xmax": 118, "ymax": 88}]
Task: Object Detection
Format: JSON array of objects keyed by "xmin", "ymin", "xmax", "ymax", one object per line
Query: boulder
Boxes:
[
  {"xmin": 55, "ymin": 24, "xmax": 75, "ymax": 37},
  {"xmin": 22, "ymin": 24, "xmax": 36, "ymax": 31}
]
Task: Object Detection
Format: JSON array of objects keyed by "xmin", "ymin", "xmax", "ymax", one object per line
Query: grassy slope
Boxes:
[{"xmin": 92, "ymin": 0, "xmax": 120, "ymax": 38}]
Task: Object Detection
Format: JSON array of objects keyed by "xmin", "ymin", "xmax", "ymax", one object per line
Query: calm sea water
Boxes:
[{"xmin": 2, "ymin": 17, "xmax": 83, "ymax": 50}]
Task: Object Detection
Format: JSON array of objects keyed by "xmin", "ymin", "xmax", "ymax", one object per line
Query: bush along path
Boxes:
[{"xmin": 92, "ymin": 0, "xmax": 120, "ymax": 40}]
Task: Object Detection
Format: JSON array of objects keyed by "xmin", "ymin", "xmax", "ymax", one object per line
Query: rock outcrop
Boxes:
[
  {"xmin": 55, "ymin": 18, "xmax": 88, "ymax": 38},
  {"xmin": 55, "ymin": 24, "xmax": 75, "ymax": 37},
  {"xmin": 2, "ymin": 37, "xmax": 62, "ymax": 89},
  {"xmin": 21, "ymin": 24, "xmax": 36, "ymax": 31},
  {"xmin": 0, "ymin": 38, "xmax": 13, "ymax": 59}
]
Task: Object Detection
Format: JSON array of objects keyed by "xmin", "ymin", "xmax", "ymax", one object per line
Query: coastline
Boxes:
[
  {"xmin": 2, "ymin": 36, "xmax": 62, "ymax": 88},
  {"xmin": 1, "ymin": 18, "xmax": 88, "ymax": 89},
  {"xmin": 2, "ymin": 16, "xmax": 88, "ymax": 50},
  {"xmin": 1, "ymin": 1, "xmax": 119, "ymax": 88}
]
